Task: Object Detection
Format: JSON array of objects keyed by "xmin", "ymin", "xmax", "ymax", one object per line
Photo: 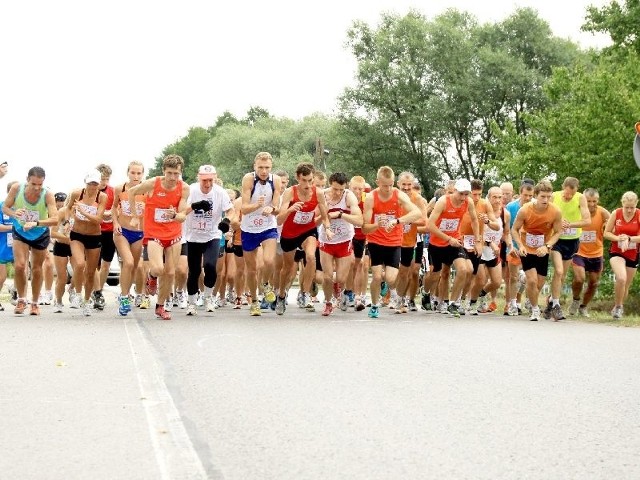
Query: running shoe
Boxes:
[{"xmin": 155, "ymin": 305, "xmax": 171, "ymax": 320}]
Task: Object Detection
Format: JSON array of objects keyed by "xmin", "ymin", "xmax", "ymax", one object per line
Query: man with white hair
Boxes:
[{"xmin": 183, "ymin": 165, "xmax": 234, "ymax": 315}]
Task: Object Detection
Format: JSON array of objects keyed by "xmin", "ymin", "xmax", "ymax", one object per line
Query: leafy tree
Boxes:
[
  {"xmin": 149, "ymin": 126, "xmax": 211, "ymax": 182},
  {"xmin": 489, "ymin": 51, "xmax": 640, "ymax": 208},
  {"xmin": 206, "ymin": 114, "xmax": 341, "ymax": 186},
  {"xmin": 338, "ymin": 8, "xmax": 581, "ymax": 196},
  {"xmin": 583, "ymin": 0, "xmax": 640, "ymax": 53}
]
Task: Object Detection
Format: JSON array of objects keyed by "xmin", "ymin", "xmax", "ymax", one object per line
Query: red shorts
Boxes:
[
  {"xmin": 143, "ymin": 236, "xmax": 182, "ymax": 249},
  {"xmin": 319, "ymin": 240, "xmax": 353, "ymax": 258}
]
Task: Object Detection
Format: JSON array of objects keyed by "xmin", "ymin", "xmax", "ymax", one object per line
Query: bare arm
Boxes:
[
  {"xmin": 396, "ymin": 191, "xmax": 422, "ymax": 226},
  {"xmin": 360, "ymin": 193, "xmax": 377, "ymax": 234}
]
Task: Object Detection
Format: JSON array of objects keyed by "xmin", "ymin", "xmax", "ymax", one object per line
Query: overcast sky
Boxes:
[{"xmin": 0, "ymin": 0, "xmax": 610, "ymax": 192}]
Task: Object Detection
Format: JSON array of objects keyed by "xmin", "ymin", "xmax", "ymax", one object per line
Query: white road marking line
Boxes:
[{"xmin": 125, "ymin": 319, "xmax": 208, "ymax": 480}]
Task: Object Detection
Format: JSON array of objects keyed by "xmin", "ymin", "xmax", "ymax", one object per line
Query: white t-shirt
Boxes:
[{"xmin": 185, "ymin": 184, "xmax": 233, "ymax": 243}]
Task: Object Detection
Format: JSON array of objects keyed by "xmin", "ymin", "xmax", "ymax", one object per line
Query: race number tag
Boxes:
[
  {"xmin": 485, "ymin": 231, "xmax": 500, "ymax": 243},
  {"xmin": 403, "ymin": 223, "xmax": 411, "ymax": 234},
  {"xmin": 22, "ymin": 209, "xmax": 40, "ymax": 223},
  {"xmin": 293, "ymin": 211, "xmax": 313, "ymax": 224},
  {"xmin": 463, "ymin": 235, "xmax": 475, "ymax": 249},
  {"xmin": 76, "ymin": 204, "xmax": 97, "ymax": 222},
  {"xmin": 191, "ymin": 217, "xmax": 212, "ymax": 231},
  {"xmin": 618, "ymin": 240, "xmax": 638, "ymax": 249},
  {"xmin": 330, "ymin": 222, "xmax": 348, "ymax": 242},
  {"xmin": 580, "ymin": 230, "xmax": 596, "ymax": 243},
  {"xmin": 439, "ymin": 218, "xmax": 459, "ymax": 232},
  {"xmin": 525, "ymin": 233, "xmax": 545, "ymax": 248},
  {"xmin": 154, "ymin": 208, "xmax": 173, "ymax": 223},
  {"xmin": 562, "ymin": 227, "xmax": 578, "ymax": 236},
  {"xmin": 6, "ymin": 232, "xmax": 12, "ymax": 247},
  {"xmin": 120, "ymin": 200, "xmax": 132, "ymax": 216},
  {"xmin": 374, "ymin": 213, "xmax": 393, "ymax": 227}
]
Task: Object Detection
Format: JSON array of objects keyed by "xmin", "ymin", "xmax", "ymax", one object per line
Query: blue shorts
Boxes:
[
  {"xmin": 121, "ymin": 227, "xmax": 144, "ymax": 245},
  {"xmin": 241, "ymin": 228, "xmax": 279, "ymax": 253}
]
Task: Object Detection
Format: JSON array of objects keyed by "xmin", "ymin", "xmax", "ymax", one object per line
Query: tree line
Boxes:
[{"xmin": 150, "ymin": 1, "xmax": 640, "ymax": 209}]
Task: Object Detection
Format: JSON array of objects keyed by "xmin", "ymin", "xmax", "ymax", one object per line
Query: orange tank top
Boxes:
[
  {"xmin": 429, "ymin": 195, "xmax": 469, "ymax": 247},
  {"xmin": 401, "ymin": 191, "xmax": 421, "ymax": 248},
  {"xmin": 367, "ymin": 189, "xmax": 402, "ymax": 247},
  {"xmin": 577, "ymin": 206, "xmax": 606, "ymax": 258},
  {"xmin": 519, "ymin": 202, "xmax": 560, "ymax": 254},
  {"xmin": 460, "ymin": 198, "xmax": 489, "ymax": 250},
  {"xmin": 143, "ymin": 177, "xmax": 184, "ymax": 241}
]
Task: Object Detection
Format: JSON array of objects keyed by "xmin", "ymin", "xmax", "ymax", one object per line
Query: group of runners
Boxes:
[{"xmin": 0, "ymin": 152, "xmax": 638, "ymax": 321}]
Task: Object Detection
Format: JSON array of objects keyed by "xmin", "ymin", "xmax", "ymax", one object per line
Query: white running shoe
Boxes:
[
  {"xmin": 186, "ymin": 303, "xmax": 197, "ymax": 316},
  {"xmin": 205, "ymin": 296, "xmax": 216, "ymax": 312}
]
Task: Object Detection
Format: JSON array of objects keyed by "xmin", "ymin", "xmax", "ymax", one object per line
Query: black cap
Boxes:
[{"xmin": 54, "ymin": 192, "xmax": 67, "ymax": 202}]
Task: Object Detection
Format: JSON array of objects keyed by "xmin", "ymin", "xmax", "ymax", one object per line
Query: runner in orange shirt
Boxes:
[
  {"xmin": 128, "ymin": 154, "xmax": 190, "ymax": 320},
  {"xmin": 569, "ymin": 188, "xmax": 609, "ymax": 317},
  {"xmin": 512, "ymin": 180, "xmax": 562, "ymax": 321},
  {"xmin": 425, "ymin": 178, "xmax": 483, "ymax": 317},
  {"xmin": 393, "ymin": 172, "xmax": 427, "ymax": 314},
  {"xmin": 362, "ymin": 166, "xmax": 422, "ymax": 318}
]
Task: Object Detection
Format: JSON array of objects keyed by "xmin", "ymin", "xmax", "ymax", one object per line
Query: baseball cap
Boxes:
[
  {"xmin": 198, "ymin": 165, "xmax": 216, "ymax": 179},
  {"xmin": 454, "ymin": 178, "xmax": 472, "ymax": 193},
  {"xmin": 84, "ymin": 170, "xmax": 102, "ymax": 184},
  {"xmin": 54, "ymin": 192, "xmax": 67, "ymax": 202}
]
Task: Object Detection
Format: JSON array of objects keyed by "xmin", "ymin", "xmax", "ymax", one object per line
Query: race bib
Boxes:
[
  {"xmin": 562, "ymin": 227, "xmax": 578, "ymax": 236},
  {"xmin": 120, "ymin": 200, "xmax": 132, "ymax": 216},
  {"xmin": 485, "ymin": 231, "xmax": 500, "ymax": 243},
  {"xmin": 374, "ymin": 214, "xmax": 396, "ymax": 228},
  {"xmin": 525, "ymin": 233, "xmax": 545, "ymax": 248},
  {"xmin": 618, "ymin": 240, "xmax": 637, "ymax": 250},
  {"xmin": 439, "ymin": 218, "xmax": 459, "ymax": 232},
  {"xmin": 6, "ymin": 232, "xmax": 13, "ymax": 247},
  {"xmin": 580, "ymin": 230, "xmax": 596, "ymax": 243},
  {"xmin": 330, "ymin": 222, "xmax": 349, "ymax": 242},
  {"xmin": 154, "ymin": 208, "xmax": 173, "ymax": 223},
  {"xmin": 463, "ymin": 235, "xmax": 476, "ymax": 249},
  {"xmin": 191, "ymin": 217, "xmax": 213, "ymax": 231},
  {"xmin": 293, "ymin": 210, "xmax": 313, "ymax": 225},
  {"xmin": 76, "ymin": 204, "xmax": 97, "ymax": 222},
  {"xmin": 22, "ymin": 209, "xmax": 40, "ymax": 223},
  {"xmin": 403, "ymin": 223, "xmax": 411, "ymax": 234}
]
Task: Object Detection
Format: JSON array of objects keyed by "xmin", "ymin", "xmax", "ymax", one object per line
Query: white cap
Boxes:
[
  {"xmin": 198, "ymin": 165, "xmax": 216, "ymax": 179},
  {"xmin": 454, "ymin": 178, "xmax": 472, "ymax": 192},
  {"xmin": 84, "ymin": 170, "xmax": 102, "ymax": 184}
]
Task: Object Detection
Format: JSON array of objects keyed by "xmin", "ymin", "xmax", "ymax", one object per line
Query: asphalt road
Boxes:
[{"xmin": 1, "ymin": 288, "xmax": 639, "ymax": 480}]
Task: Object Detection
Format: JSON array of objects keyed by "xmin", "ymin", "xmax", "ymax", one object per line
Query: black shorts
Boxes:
[
  {"xmin": 480, "ymin": 257, "xmax": 500, "ymax": 269},
  {"xmin": 280, "ymin": 228, "xmax": 318, "ymax": 253},
  {"xmin": 12, "ymin": 228, "xmax": 50, "ymax": 251},
  {"xmin": 232, "ymin": 244, "xmax": 243, "ymax": 258},
  {"xmin": 572, "ymin": 255, "xmax": 603, "ymax": 273},
  {"xmin": 52, "ymin": 241, "xmax": 72, "ymax": 257},
  {"xmin": 367, "ymin": 243, "xmax": 401, "ymax": 269},
  {"xmin": 609, "ymin": 252, "xmax": 639, "ymax": 269},
  {"xmin": 414, "ymin": 241, "xmax": 424, "ymax": 265},
  {"xmin": 552, "ymin": 238, "xmax": 580, "ymax": 261},
  {"xmin": 70, "ymin": 230, "xmax": 102, "ymax": 250},
  {"xmin": 521, "ymin": 253, "xmax": 549, "ymax": 277},
  {"xmin": 466, "ymin": 250, "xmax": 481, "ymax": 275},
  {"xmin": 400, "ymin": 246, "xmax": 415, "ymax": 267},
  {"xmin": 100, "ymin": 231, "xmax": 116, "ymax": 262},
  {"xmin": 428, "ymin": 244, "xmax": 467, "ymax": 273},
  {"xmin": 352, "ymin": 238, "xmax": 366, "ymax": 259},
  {"xmin": 500, "ymin": 240, "xmax": 507, "ymax": 264},
  {"xmin": 180, "ymin": 243, "xmax": 188, "ymax": 256}
]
